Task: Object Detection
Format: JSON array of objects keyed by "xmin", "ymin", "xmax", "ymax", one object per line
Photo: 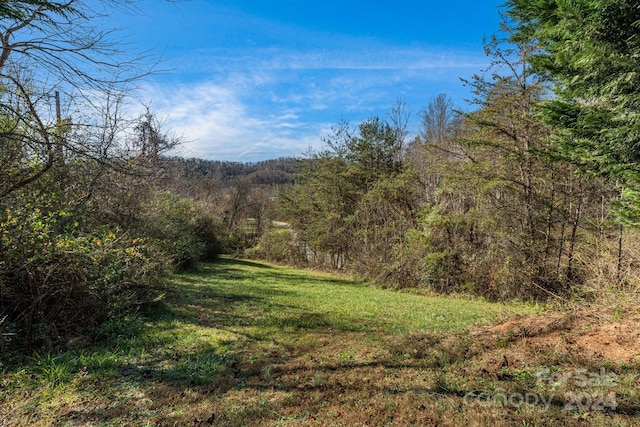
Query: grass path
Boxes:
[{"xmin": 2, "ymin": 257, "xmax": 637, "ymax": 426}]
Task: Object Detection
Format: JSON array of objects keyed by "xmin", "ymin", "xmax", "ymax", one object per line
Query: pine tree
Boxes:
[{"xmin": 507, "ymin": 0, "xmax": 640, "ymax": 224}]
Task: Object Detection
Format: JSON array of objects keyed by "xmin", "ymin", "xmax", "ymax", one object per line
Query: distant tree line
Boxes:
[{"xmin": 171, "ymin": 157, "xmax": 297, "ymax": 184}]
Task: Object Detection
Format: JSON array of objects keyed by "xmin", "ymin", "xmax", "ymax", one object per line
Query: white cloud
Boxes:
[
  {"xmin": 141, "ymin": 75, "xmax": 327, "ymax": 161},
  {"xmin": 139, "ymin": 42, "xmax": 489, "ymax": 161},
  {"xmin": 179, "ymin": 44, "xmax": 486, "ymax": 74}
]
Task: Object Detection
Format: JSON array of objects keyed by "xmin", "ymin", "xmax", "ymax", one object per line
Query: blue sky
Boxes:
[{"xmin": 113, "ymin": 0, "xmax": 507, "ymax": 161}]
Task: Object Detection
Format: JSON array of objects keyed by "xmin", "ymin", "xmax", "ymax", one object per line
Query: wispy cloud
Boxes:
[
  {"xmin": 143, "ymin": 75, "xmax": 328, "ymax": 161},
  {"xmin": 142, "ymin": 41, "xmax": 489, "ymax": 161},
  {"xmin": 105, "ymin": 0, "xmax": 501, "ymax": 161},
  {"xmin": 179, "ymin": 43, "xmax": 487, "ymax": 74}
]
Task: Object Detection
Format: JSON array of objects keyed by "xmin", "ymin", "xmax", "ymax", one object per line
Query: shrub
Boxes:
[
  {"xmin": 246, "ymin": 226, "xmax": 305, "ymax": 264},
  {"xmin": 140, "ymin": 191, "xmax": 206, "ymax": 270},
  {"xmin": 193, "ymin": 215, "xmax": 223, "ymax": 261},
  {"xmin": 0, "ymin": 201, "xmax": 168, "ymax": 349}
]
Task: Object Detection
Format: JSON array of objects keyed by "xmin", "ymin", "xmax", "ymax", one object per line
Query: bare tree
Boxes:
[
  {"xmin": 419, "ymin": 93, "xmax": 460, "ymax": 150},
  {"xmin": 0, "ymin": 1, "xmax": 161, "ymax": 198},
  {"xmin": 407, "ymin": 93, "xmax": 461, "ymax": 204},
  {"xmin": 387, "ymin": 98, "xmax": 410, "ymax": 161},
  {"xmin": 132, "ymin": 106, "xmax": 181, "ymax": 163}
]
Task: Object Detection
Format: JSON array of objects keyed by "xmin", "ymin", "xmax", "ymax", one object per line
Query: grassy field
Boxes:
[{"xmin": 1, "ymin": 257, "xmax": 638, "ymax": 426}]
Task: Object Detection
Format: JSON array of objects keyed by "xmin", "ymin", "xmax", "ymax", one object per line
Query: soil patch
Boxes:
[{"xmin": 473, "ymin": 310, "xmax": 640, "ymax": 365}]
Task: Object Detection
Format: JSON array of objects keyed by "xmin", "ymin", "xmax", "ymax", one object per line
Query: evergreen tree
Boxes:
[
  {"xmin": 280, "ymin": 116, "xmax": 418, "ymax": 277},
  {"xmin": 507, "ymin": 0, "xmax": 640, "ymax": 224}
]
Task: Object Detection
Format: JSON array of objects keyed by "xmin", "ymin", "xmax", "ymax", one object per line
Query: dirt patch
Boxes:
[
  {"xmin": 474, "ymin": 314, "xmax": 567, "ymax": 338},
  {"xmin": 472, "ymin": 310, "xmax": 640, "ymax": 365},
  {"xmin": 573, "ymin": 321, "xmax": 640, "ymax": 362}
]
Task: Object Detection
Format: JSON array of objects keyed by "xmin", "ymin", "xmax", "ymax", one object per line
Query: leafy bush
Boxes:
[
  {"xmin": 193, "ymin": 215, "xmax": 223, "ymax": 261},
  {"xmin": 140, "ymin": 191, "xmax": 204, "ymax": 270},
  {"xmin": 0, "ymin": 200, "xmax": 168, "ymax": 349},
  {"xmin": 396, "ymin": 204, "xmax": 559, "ymax": 300},
  {"xmin": 246, "ymin": 227, "xmax": 305, "ymax": 264}
]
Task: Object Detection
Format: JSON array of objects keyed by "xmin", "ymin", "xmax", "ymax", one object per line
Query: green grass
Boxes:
[
  {"xmin": 1, "ymin": 257, "xmax": 638, "ymax": 426},
  {"xmin": 171, "ymin": 257, "xmax": 528, "ymax": 333}
]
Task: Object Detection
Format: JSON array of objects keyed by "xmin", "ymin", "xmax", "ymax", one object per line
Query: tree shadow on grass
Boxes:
[
  {"xmin": 6, "ymin": 258, "xmax": 375, "ymax": 423},
  {"xmin": 0, "ymin": 258, "xmax": 463, "ymax": 424},
  {"xmin": 183, "ymin": 256, "xmax": 362, "ymax": 288},
  {"xmin": 9, "ymin": 257, "xmax": 640, "ymax": 426}
]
